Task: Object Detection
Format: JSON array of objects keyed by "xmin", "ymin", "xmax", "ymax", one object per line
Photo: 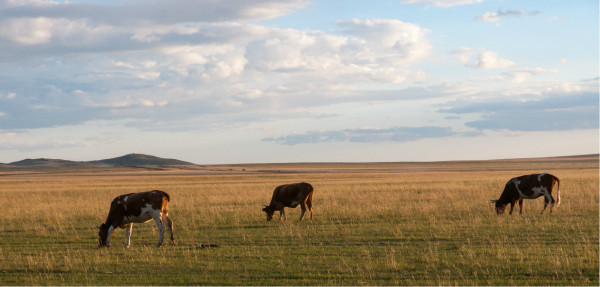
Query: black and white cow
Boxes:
[
  {"xmin": 98, "ymin": 190, "xmax": 175, "ymax": 247},
  {"xmin": 491, "ymin": 173, "xmax": 560, "ymax": 215}
]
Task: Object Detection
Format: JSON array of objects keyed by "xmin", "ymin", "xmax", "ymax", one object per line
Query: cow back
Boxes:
[
  {"xmin": 271, "ymin": 182, "xmax": 313, "ymax": 207},
  {"xmin": 106, "ymin": 190, "xmax": 170, "ymax": 227}
]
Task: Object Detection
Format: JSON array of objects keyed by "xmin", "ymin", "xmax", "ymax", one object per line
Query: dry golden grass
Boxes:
[{"xmin": 0, "ymin": 156, "xmax": 598, "ymax": 285}]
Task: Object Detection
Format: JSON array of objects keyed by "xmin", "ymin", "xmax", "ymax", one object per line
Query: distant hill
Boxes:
[
  {"xmin": 5, "ymin": 153, "xmax": 195, "ymax": 169},
  {"xmin": 90, "ymin": 153, "xmax": 193, "ymax": 167},
  {"xmin": 9, "ymin": 158, "xmax": 96, "ymax": 168}
]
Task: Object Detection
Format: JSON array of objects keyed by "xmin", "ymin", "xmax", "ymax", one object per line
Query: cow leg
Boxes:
[
  {"xmin": 509, "ymin": 201, "xmax": 515, "ymax": 215},
  {"xmin": 163, "ymin": 215, "xmax": 176, "ymax": 245},
  {"xmin": 152, "ymin": 211, "xmax": 165, "ymax": 247},
  {"xmin": 541, "ymin": 198, "xmax": 548, "ymax": 214},
  {"xmin": 125, "ymin": 224, "xmax": 133, "ymax": 247},
  {"xmin": 548, "ymin": 193, "xmax": 556, "ymax": 214},
  {"xmin": 280, "ymin": 208, "xmax": 286, "ymax": 221},
  {"xmin": 306, "ymin": 194, "xmax": 313, "ymax": 220},
  {"xmin": 518, "ymin": 199, "xmax": 523, "ymax": 215},
  {"xmin": 541, "ymin": 193, "xmax": 554, "ymax": 214},
  {"xmin": 299, "ymin": 203, "xmax": 306, "ymax": 222},
  {"xmin": 106, "ymin": 225, "xmax": 115, "ymax": 247}
]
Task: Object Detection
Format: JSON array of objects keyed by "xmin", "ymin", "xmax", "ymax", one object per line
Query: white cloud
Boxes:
[
  {"xmin": 476, "ymin": 8, "xmax": 541, "ymax": 23},
  {"xmin": 504, "ymin": 67, "xmax": 558, "ymax": 83},
  {"xmin": 160, "ymin": 43, "xmax": 248, "ymax": 81},
  {"xmin": 450, "ymin": 47, "xmax": 476, "ymax": 64},
  {"xmin": 242, "ymin": 19, "xmax": 431, "ymax": 84},
  {"xmin": 0, "ymin": 17, "xmax": 116, "ymax": 45},
  {"xmin": 478, "ymin": 11, "xmax": 501, "ymax": 23},
  {"xmin": 402, "ymin": 0, "xmax": 484, "ymax": 7},
  {"xmin": 470, "ymin": 51, "xmax": 515, "ymax": 69},
  {"xmin": 452, "ymin": 48, "xmax": 515, "ymax": 69},
  {"xmin": 452, "ymin": 48, "xmax": 516, "ymax": 69},
  {"xmin": 337, "ymin": 19, "xmax": 431, "ymax": 66},
  {"xmin": 111, "ymin": 60, "xmax": 162, "ymax": 80},
  {"xmin": 544, "ymin": 81, "xmax": 589, "ymax": 95},
  {"xmin": 0, "ymin": 17, "xmax": 55, "ymax": 45}
]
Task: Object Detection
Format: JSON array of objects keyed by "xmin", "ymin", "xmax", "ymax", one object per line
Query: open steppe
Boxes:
[{"xmin": 0, "ymin": 155, "xmax": 598, "ymax": 285}]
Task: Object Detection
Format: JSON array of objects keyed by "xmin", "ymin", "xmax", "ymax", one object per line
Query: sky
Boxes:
[{"xmin": 0, "ymin": 0, "xmax": 598, "ymax": 164}]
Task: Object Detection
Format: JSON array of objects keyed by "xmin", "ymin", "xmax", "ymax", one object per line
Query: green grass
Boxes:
[{"xmin": 0, "ymin": 160, "xmax": 598, "ymax": 285}]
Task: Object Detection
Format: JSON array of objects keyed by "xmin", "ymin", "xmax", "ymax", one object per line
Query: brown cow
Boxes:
[
  {"xmin": 262, "ymin": 182, "xmax": 314, "ymax": 221},
  {"xmin": 98, "ymin": 190, "xmax": 175, "ymax": 247},
  {"xmin": 491, "ymin": 173, "xmax": 560, "ymax": 215}
]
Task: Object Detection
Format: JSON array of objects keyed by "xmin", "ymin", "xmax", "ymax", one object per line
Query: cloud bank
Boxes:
[
  {"xmin": 442, "ymin": 91, "xmax": 599, "ymax": 132},
  {"xmin": 264, "ymin": 126, "xmax": 456, "ymax": 145},
  {"xmin": 0, "ymin": 0, "xmax": 433, "ymax": 131}
]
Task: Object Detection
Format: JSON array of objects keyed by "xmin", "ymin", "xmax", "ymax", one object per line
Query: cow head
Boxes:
[
  {"xmin": 490, "ymin": 200, "xmax": 507, "ymax": 215},
  {"xmin": 262, "ymin": 205, "xmax": 275, "ymax": 221},
  {"xmin": 97, "ymin": 223, "xmax": 112, "ymax": 247}
]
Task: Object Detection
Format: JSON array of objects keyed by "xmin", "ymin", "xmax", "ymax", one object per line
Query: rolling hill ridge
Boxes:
[{"xmin": 4, "ymin": 153, "xmax": 194, "ymax": 169}]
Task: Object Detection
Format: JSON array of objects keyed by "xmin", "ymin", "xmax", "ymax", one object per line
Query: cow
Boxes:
[
  {"xmin": 262, "ymin": 182, "xmax": 314, "ymax": 221},
  {"xmin": 491, "ymin": 173, "xmax": 560, "ymax": 215},
  {"xmin": 97, "ymin": 190, "xmax": 175, "ymax": 248}
]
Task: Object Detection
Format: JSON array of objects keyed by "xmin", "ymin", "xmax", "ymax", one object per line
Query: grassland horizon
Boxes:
[{"xmin": 1, "ymin": 154, "xmax": 598, "ymax": 285}]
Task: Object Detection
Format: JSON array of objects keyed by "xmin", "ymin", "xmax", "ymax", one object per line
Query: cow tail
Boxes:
[
  {"xmin": 156, "ymin": 190, "xmax": 170, "ymax": 202},
  {"xmin": 307, "ymin": 182, "xmax": 314, "ymax": 196},
  {"xmin": 158, "ymin": 190, "xmax": 171, "ymax": 216},
  {"xmin": 551, "ymin": 175, "xmax": 560, "ymax": 207}
]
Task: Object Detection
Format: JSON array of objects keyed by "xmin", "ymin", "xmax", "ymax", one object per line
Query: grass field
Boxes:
[{"xmin": 1, "ymin": 156, "xmax": 598, "ymax": 285}]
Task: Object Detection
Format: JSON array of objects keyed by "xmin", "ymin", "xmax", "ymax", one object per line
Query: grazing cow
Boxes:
[
  {"xmin": 262, "ymin": 182, "xmax": 314, "ymax": 221},
  {"xmin": 491, "ymin": 173, "xmax": 560, "ymax": 215},
  {"xmin": 98, "ymin": 190, "xmax": 175, "ymax": 247}
]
